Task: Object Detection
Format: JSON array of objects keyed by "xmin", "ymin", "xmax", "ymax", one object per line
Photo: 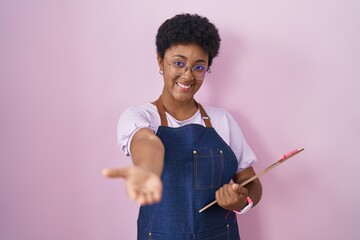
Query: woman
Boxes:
[{"xmin": 103, "ymin": 13, "xmax": 262, "ymax": 240}]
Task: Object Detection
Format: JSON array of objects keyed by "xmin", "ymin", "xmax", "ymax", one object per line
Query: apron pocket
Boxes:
[
  {"xmin": 193, "ymin": 148, "xmax": 224, "ymax": 190},
  {"xmin": 146, "ymin": 232, "xmax": 191, "ymax": 240},
  {"xmin": 145, "ymin": 224, "xmax": 232, "ymax": 240}
]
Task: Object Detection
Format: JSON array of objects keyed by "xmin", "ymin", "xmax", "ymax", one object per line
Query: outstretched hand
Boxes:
[{"xmin": 103, "ymin": 166, "xmax": 162, "ymax": 205}]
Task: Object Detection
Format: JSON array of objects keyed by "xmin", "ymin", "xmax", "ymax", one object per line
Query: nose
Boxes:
[{"xmin": 182, "ymin": 66, "xmax": 194, "ymax": 80}]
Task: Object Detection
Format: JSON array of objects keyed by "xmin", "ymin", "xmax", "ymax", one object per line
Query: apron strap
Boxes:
[
  {"xmin": 155, "ymin": 98, "xmax": 168, "ymax": 126},
  {"xmin": 196, "ymin": 102, "xmax": 212, "ymax": 128},
  {"xmin": 154, "ymin": 97, "xmax": 212, "ymax": 128}
]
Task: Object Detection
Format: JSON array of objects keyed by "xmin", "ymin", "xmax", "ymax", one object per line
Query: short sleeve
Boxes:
[
  {"xmin": 117, "ymin": 107, "xmax": 157, "ymax": 156},
  {"xmin": 225, "ymin": 111, "xmax": 257, "ymax": 172}
]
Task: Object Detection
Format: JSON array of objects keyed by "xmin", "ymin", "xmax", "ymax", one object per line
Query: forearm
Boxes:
[
  {"xmin": 242, "ymin": 178, "xmax": 262, "ymax": 207},
  {"xmin": 233, "ymin": 167, "xmax": 263, "ymax": 207},
  {"xmin": 130, "ymin": 128, "xmax": 165, "ymax": 177}
]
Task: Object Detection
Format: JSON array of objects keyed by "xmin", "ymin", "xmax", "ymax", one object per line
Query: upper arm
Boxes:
[
  {"xmin": 117, "ymin": 107, "xmax": 157, "ymax": 156},
  {"xmin": 225, "ymin": 111, "xmax": 257, "ymax": 172},
  {"xmin": 233, "ymin": 167, "xmax": 257, "ymax": 184},
  {"xmin": 130, "ymin": 128, "xmax": 163, "ymax": 154}
]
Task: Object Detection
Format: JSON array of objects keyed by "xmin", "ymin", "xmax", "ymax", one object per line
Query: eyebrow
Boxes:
[{"xmin": 172, "ymin": 54, "xmax": 207, "ymax": 64}]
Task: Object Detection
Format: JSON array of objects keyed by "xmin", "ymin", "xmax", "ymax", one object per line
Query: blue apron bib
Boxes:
[{"xmin": 137, "ymin": 99, "xmax": 241, "ymax": 240}]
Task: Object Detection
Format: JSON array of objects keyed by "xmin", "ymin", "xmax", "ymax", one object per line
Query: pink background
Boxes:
[{"xmin": 1, "ymin": 0, "xmax": 359, "ymax": 239}]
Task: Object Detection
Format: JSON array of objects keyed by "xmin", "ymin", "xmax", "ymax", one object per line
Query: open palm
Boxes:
[{"xmin": 103, "ymin": 166, "xmax": 162, "ymax": 205}]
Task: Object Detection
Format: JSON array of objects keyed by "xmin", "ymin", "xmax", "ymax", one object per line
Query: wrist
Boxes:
[{"xmin": 233, "ymin": 196, "xmax": 253, "ymax": 215}]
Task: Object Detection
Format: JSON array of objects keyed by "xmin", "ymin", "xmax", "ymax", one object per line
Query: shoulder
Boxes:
[
  {"xmin": 120, "ymin": 102, "xmax": 158, "ymax": 120},
  {"xmin": 122, "ymin": 102, "xmax": 157, "ymax": 114},
  {"xmin": 201, "ymin": 105, "xmax": 233, "ymax": 124},
  {"xmin": 118, "ymin": 102, "xmax": 160, "ymax": 133},
  {"xmin": 117, "ymin": 102, "xmax": 160, "ymax": 155}
]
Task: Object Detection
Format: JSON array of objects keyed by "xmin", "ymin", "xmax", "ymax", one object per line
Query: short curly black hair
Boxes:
[{"xmin": 156, "ymin": 13, "xmax": 221, "ymax": 67}]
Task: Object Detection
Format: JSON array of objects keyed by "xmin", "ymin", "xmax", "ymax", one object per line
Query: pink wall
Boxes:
[{"xmin": 1, "ymin": 1, "xmax": 359, "ymax": 239}]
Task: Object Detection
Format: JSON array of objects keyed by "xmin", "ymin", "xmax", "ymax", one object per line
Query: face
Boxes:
[{"xmin": 158, "ymin": 43, "xmax": 209, "ymax": 103}]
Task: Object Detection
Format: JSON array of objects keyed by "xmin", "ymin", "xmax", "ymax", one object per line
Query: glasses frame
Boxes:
[{"xmin": 165, "ymin": 59, "xmax": 211, "ymax": 80}]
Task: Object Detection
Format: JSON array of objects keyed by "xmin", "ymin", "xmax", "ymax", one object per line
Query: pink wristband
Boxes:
[{"xmin": 233, "ymin": 196, "xmax": 253, "ymax": 215}]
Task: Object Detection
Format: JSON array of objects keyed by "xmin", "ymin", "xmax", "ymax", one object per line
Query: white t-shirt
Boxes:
[{"xmin": 117, "ymin": 102, "xmax": 257, "ymax": 173}]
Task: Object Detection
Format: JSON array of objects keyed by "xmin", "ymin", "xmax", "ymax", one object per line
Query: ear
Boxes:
[{"xmin": 157, "ymin": 53, "xmax": 164, "ymax": 72}]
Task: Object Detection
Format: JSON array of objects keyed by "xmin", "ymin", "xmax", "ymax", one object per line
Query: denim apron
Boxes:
[{"xmin": 137, "ymin": 98, "xmax": 240, "ymax": 240}]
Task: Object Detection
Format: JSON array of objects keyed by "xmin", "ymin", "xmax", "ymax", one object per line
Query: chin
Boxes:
[{"xmin": 173, "ymin": 93, "xmax": 195, "ymax": 102}]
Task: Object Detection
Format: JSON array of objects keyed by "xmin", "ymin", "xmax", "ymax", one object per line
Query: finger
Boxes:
[
  {"xmin": 224, "ymin": 185, "xmax": 234, "ymax": 199},
  {"xmin": 131, "ymin": 186, "xmax": 156, "ymax": 205},
  {"xmin": 136, "ymin": 191, "xmax": 161, "ymax": 206},
  {"xmin": 102, "ymin": 168, "xmax": 128, "ymax": 178},
  {"xmin": 143, "ymin": 193, "xmax": 152, "ymax": 205},
  {"xmin": 127, "ymin": 188, "xmax": 139, "ymax": 202},
  {"xmin": 231, "ymin": 184, "xmax": 248, "ymax": 195},
  {"xmin": 232, "ymin": 184, "xmax": 249, "ymax": 201},
  {"xmin": 217, "ymin": 186, "xmax": 226, "ymax": 199},
  {"xmin": 216, "ymin": 186, "xmax": 230, "ymax": 204},
  {"xmin": 215, "ymin": 189, "xmax": 221, "ymax": 202},
  {"xmin": 231, "ymin": 183, "xmax": 242, "ymax": 193},
  {"xmin": 141, "ymin": 191, "xmax": 154, "ymax": 205},
  {"xmin": 215, "ymin": 190, "xmax": 225, "ymax": 206},
  {"xmin": 152, "ymin": 188, "xmax": 162, "ymax": 203},
  {"xmin": 137, "ymin": 193, "xmax": 146, "ymax": 205}
]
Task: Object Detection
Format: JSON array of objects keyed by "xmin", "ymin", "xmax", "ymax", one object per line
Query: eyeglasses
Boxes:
[{"xmin": 165, "ymin": 59, "xmax": 211, "ymax": 80}]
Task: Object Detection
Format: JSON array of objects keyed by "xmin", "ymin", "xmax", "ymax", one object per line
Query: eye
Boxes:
[
  {"xmin": 193, "ymin": 65, "xmax": 207, "ymax": 72},
  {"xmin": 172, "ymin": 61, "xmax": 186, "ymax": 68}
]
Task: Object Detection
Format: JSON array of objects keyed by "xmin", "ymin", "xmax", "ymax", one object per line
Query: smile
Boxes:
[{"xmin": 176, "ymin": 82, "xmax": 193, "ymax": 90}]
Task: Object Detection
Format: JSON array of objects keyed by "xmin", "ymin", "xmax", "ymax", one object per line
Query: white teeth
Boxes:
[{"xmin": 177, "ymin": 82, "xmax": 192, "ymax": 89}]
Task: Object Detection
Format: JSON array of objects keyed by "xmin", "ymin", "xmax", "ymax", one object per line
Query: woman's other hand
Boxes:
[
  {"xmin": 215, "ymin": 183, "xmax": 249, "ymax": 211},
  {"xmin": 103, "ymin": 166, "xmax": 163, "ymax": 205}
]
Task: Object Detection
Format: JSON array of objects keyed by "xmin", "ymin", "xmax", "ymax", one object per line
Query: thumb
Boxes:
[
  {"xmin": 231, "ymin": 183, "xmax": 242, "ymax": 193},
  {"xmin": 102, "ymin": 167, "xmax": 128, "ymax": 178}
]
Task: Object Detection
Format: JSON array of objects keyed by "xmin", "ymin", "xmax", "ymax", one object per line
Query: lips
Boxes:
[{"xmin": 176, "ymin": 82, "xmax": 193, "ymax": 90}]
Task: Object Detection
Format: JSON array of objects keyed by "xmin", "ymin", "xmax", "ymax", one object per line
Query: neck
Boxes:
[{"xmin": 159, "ymin": 95, "xmax": 198, "ymax": 121}]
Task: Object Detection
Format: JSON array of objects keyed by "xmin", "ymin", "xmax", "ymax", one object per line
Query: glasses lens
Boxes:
[
  {"xmin": 170, "ymin": 61, "xmax": 185, "ymax": 75},
  {"xmin": 169, "ymin": 60, "xmax": 210, "ymax": 80},
  {"xmin": 192, "ymin": 65, "xmax": 208, "ymax": 80}
]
